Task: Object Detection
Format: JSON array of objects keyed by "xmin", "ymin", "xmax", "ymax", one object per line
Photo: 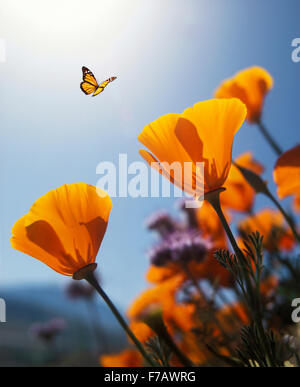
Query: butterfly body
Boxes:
[{"xmin": 80, "ymin": 66, "xmax": 116, "ymax": 96}]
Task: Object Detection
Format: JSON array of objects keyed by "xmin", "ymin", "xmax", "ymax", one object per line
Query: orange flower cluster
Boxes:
[
  {"xmin": 215, "ymin": 67, "xmax": 273, "ymax": 123},
  {"xmin": 274, "ymin": 144, "xmax": 300, "ymax": 212},
  {"xmin": 238, "ymin": 208, "xmax": 295, "ymax": 252},
  {"xmin": 101, "ymin": 196, "xmax": 283, "ymax": 366},
  {"xmin": 100, "ymin": 349, "xmax": 142, "ymax": 367},
  {"xmin": 10, "ymin": 65, "xmax": 300, "ymax": 367},
  {"xmin": 222, "ymin": 152, "xmax": 264, "ymax": 213}
]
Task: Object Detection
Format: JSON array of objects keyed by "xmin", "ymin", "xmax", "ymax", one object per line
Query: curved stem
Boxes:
[
  {"xmin": 154, "ymin": 319, "xmax": 194, "ymax": 367},
  {"xmin": 256, "ymin": 120, "xmax": 282, "ymax": 156},
  {"xmin": 183, "ymin": 264, "xmax": 235, "ymax": 347},
  {"xmin": 205, "ymin": 188, "xmax": 273, "ymax": 366},
  {"xmin": 205, "ymin": 189, "xmax": 243, "ymax": 259},
  {"xmin": 84, "ymin": 271, "xmax": 156, "ymax": 366},
  {"xmin": 205, "ymin": 190, "xmax": 255, "ymax": 310}
]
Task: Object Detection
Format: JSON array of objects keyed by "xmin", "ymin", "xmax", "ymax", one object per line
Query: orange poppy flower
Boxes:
[
  {"xmin": 294, "ymin": 195, "xmax": 300, "ymax": 212},
  {"xmin": 129, "ymin": 321, "xmax": 154, "ymax": 343},
  {"xmin": 146, "ymin": 254, "xmax": 233, "ymax": 288},
  {"xmin": 189, "ymin": 252, "xmax": 234, "ymax": 288},
  {"xmin": 100, "ymin": 349, "xmax": 143, "ymax": 367},
  {"xmin": 238, "ymin": 208, "xmax": 295, "ymax": 252},
  {"xmin": 11, "ymin": 183, "xmax": 112, "ymax": 276},
  {"xmin": 146, "ymin": 236, "xmax": 233, "ymax": 287},
  {"xmin": 127, "ymin": 273, "xmax": 199, "ymax": 342},
  {"xmin": 221, "ymin": 152, "xmax": 264, "ymax": 212},
  {"xmin": 146, "ymin": 263, "xmax": 182, "ymax": 284},
  {"xmin": 273, "ymin": 144, "xmax": 300, "ymax": 212},
  {"xmin": 127, "ymin": 274, "xmax": 185, "ymax": 321},
  {"xmin": 167, "ymin": 302, "xmax": 196, "ymax": 332},
  {"xmin": 215, "ymin": 66, "xmax": 273, "ymax": 123},
  {"xmin": 138, "ymin": 99, "xmax": 246, "ymax": 197},
  {"xmin": 177, "ymin": 331, "xmax": 213, "ymax": 366}
]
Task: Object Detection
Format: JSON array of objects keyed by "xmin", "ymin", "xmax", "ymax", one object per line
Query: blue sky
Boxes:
[{"xmin": 0, "ymin": 0, "xmax": 299, "ymax": 307}]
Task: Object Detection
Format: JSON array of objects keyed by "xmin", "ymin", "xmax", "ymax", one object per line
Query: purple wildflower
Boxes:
[
  {"xmin": 148, "ymin": 230, "xmax": 211, "ymax": 267},
  {"xmin": 29, "ymin": 318, "xmax": 67, "ymax": 344},
  {"xmin": 147, "ymin": 242, "xmax": 173, "ymax": 267},
  {"xmin": 145, "ymin": 210, "xmax": 178, "ymax": 238},
  {"xmin": 169, "ymin": 230, "xmax": 211, "ymax": 264}
]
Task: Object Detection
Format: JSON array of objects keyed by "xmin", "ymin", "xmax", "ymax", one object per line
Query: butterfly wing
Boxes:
[
  {"xmin": 92, "ymin": 76, "xmax": 117, "ymax": 97},
  {"xmin": 80, "ymin": 66, "xmax": 98, "ymax": 95},
  {"xmin": 82, "ymin": 66, "xmax": 98, "ymax": 86},
  {"xmin": 80, "ymin": 81, "xmax": 97, "ymax": 95}
]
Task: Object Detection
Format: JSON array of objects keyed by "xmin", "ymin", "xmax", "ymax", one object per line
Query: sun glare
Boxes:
[{"xmin": 3, "ymin": 0, "xmax": 139, "ymax": 46}]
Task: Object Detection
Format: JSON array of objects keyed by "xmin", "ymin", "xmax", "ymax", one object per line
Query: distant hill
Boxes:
[{"xmin": 0, "ymin": 284, "xmax": 127, "ymax": 366}]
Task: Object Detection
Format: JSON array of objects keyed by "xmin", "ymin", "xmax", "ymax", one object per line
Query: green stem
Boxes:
[
  {"xmin": 143, "ymin": 310, "xmax": 194, "ymax": 367},
  {"xmin": 205, "ymin": 190, "xmax": 255, "ymax": 310},
  {"xmin": 256, "ymin": 120, "xmax": 282, "ymax": 156},
  {"xmin": 205, "ymin": 188, "xmax": 273, "ymax": 367},
  {"xmin": 157, "ymin": 322, "xmax": 194, "ymax": 367},
  {"xmin": 183, "ymin": 264, "xmax": 235, "ymax": 347},
  {"xmin": 265, "ymin": 190, "xmax": 300, "ymax": 244},
  {"xmin": 276, "ymin": 254, "xmax": 299, "ymax": 282},
  {"xmin": 84, "ymin": 271, "xmax": 156, "ymax": 367},
  {"xmin": 205, "ymin": 189, "xmax": 244, "ymax": 259},
  {"xmin": 218, "ymin": 289, "xmax": 247, "ymax": 331}
]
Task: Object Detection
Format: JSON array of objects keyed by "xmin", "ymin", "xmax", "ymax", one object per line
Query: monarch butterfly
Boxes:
[{"xmin": 80, "ymin": 66, "xmax": 117, "ymax": 96}]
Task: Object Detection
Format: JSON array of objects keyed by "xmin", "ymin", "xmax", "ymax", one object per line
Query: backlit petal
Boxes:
[
  {"xmin": 215, "ymin": 67, "xmax": 273, "ymax": 123},
  {"xmin": 273, "ymin": 144, "xmax": 300, "ymax": 198},
  {"xmin": 11, "ymin": 183, "xmax": 112, "ymax": 275}
]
